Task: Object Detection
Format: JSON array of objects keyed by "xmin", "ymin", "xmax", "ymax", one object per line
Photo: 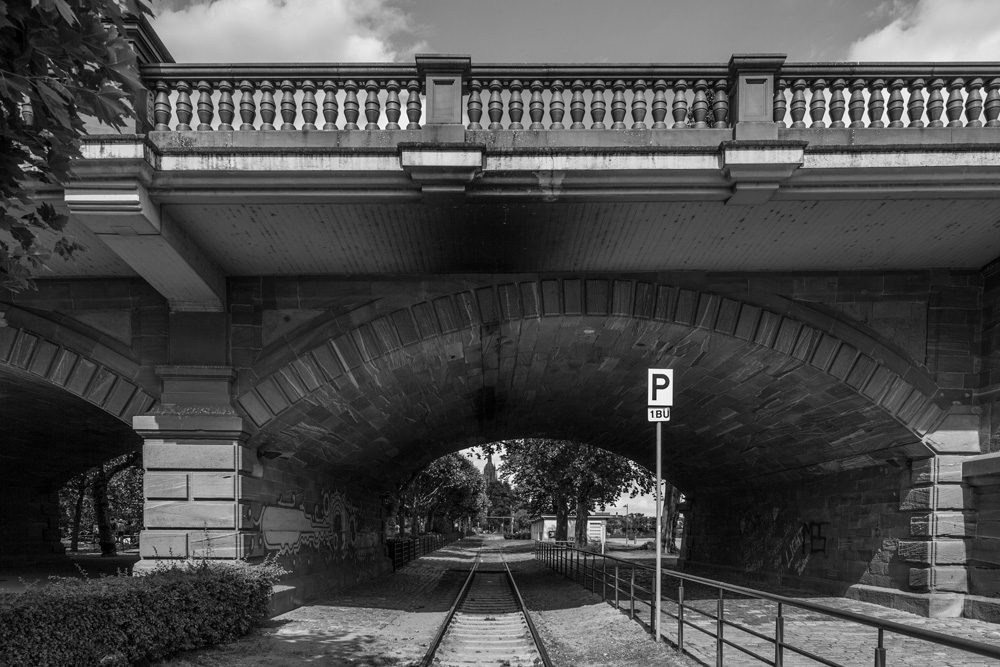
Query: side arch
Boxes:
[{"xmin": 0, "ymin": 305, "xmax": 156, "ymax": 423}]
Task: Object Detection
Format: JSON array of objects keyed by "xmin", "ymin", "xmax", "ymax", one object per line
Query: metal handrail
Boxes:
[{"xmin": 536, "ymin": 541, "xmax": 1000, "ymax": 665}]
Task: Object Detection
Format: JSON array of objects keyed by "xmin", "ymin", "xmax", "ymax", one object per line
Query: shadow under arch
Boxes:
[
  {"xmin": 235, "ymin": 277, "xmax": 944, "ymax": 491},
  {"xmin": 0, "ymin": 305, "xmax": 154, "ymax": 488}
]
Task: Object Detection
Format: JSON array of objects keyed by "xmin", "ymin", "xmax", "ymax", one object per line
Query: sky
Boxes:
[{"xmin": 149, "ymin": 0, "xmax": 1000, "ymax": 64}]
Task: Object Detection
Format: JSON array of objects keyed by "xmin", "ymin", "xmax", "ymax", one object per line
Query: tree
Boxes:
[
  {"xmin": 0, "ymin": 0, "xmax": 146, "ymax": 297},
  {"xmin": 58, "ymin": 451, "xmax": 142, "ymax": 554},
  {"xmin": 496, "ymin": 439, "xmax": 654, "ymax": 546},
  {"xmin": 90, "ymin": 451, "xmax": 140, "ymax": 556},
  {"xmin": 396, "ymin": 454, "xmax": 485, "ymax": 536}
]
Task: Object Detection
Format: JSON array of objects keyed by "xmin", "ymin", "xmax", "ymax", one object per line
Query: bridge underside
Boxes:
[{"xmin": 247, "ymin": 314, "xmax": 930, "ymax": 492}]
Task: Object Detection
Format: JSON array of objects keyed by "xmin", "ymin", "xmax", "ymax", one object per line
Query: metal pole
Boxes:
[
  {"xmin": 630, "ymin": 566, "xmax": 636, "ymax": 619},
  {"xmin": 875, "ymin": 628, "xmax": 886, "ymax": 667},
  {"xmin": 716, "ymin": 589, "xmax": 724, "ymax": 667},
  {"xmin": 655, "ymin": 420, "xmax": 663, "ymax": 643},
  {"xmin": 615, "ymin": 563, "xmax": 618, "ymax": 611},
  {"xmin": 678, "ymin": 580, "xmax": 685, "ymax": 651},
  {"xmin": 775, "ymin": 602, "xmax": 784, "ymax": 667},
  {"xmin": 602, "ymin": 558, "xmax": 607, "ymax": 600}
]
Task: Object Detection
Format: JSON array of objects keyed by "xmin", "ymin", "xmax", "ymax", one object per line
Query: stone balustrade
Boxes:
[
  {"xmin": 776, "ymin": 65, "xmax": 1000, "ymax": 129},
  {"xmin": 136, "ymin": 60, "xmax": 1000, "ymax": 135}
]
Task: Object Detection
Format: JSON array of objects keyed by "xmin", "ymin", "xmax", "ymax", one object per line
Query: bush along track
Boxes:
[{"xmin": 0, "ymin": 557, "xmax": 285, "ymax": 667}]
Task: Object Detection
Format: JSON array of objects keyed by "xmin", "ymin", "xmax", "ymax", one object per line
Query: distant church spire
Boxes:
[{"xmin": 484, "ymin": 453, "xmax": 497, "ymax": 484}]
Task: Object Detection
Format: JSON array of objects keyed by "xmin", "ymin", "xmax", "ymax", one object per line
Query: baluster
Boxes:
[
  {"xmin": 322, "ymin": 80, "xmax": 338, "ymax": 130},
  {"xmin": 467, "ymin": 79, "xmax": 483, "ymax": 130},
  {"xmin": 154, "ymin": 81, "xmax": 172, "ymax": 131},
  {"xmin": 788, "ymin": 79, "xmax": 806, "ymax": 128},
  {"xmin": 217, "ymin": 81, "xmax": 235, "ymax": 131},
  {"xmin": 528, "ymin": 80, "xmax": 545, "ymax": 129},
  {"xmin": 343, "ymin": 80, "xmax": 360, "ymax": 130},
  {"xmin": 867, "ymin": 78, "xmax": 885, "ymax": 128},
  {"xmin": 808, "ymin": 78, "xmax": 827, "ymax": 128},
  {"xmin": 590, "ymin": 80, "xmax": 607, "ymax": 129},
  {"xmin": 259, "ymin": 80, "xmax": 276, "ymax": 130},
  {"xmin": 926, "ymin": 78, "xmax": 945, "ymax": 127},
  {"xmin": 365, "ymin": 80, "xmax": 381, "ymax": 130},
  {"xmin": 611, "ymin": 79, "xmax": 627, "ymax": 129},
  {"xmin": 301, "ymin": 80, "xmax": 317, "ymax": 130},
  {"xmin": 175, "ymin": 81, "xmax": 193, "ymax": 131},
  {"xmin": 886, "ymin": 79, "xmax": 904, "ymax": 128},
  {"xmin": 651, "ymin": 80, "xmax": 668, "ymax": 129},
  {"xmin": 946, "ymin": 77, "xmax": 965, "ymax": 127},
  {"xmin": 550, "ymin": 80, "xmax": 565, "ymax": 129},
  {"xmin": 773, "ymin": 78, "xmax": 787, "ymax": 127},
  {"xmin": 196, "ymin": 80, "xmax": 214, "ymax": 130},
  {"xmin": 671, "ymin": 79, "xmax": 689, "ymax": 128},
  {"xmin": 828, "ymin": 79, "xmax": 845, "ymax": 128},
  {"xmin": 280, "ymin": 80, "xmax": 296, "ymax": 130},
  {"xmin": 713, "ymin": 79, "xmax": 729, "ymax": 128},
  {"xmin": 488, "ymin": 79, "xmax": 504, "ymax": 129},
  {"xmin": 907, "ymin": 78, "xmax": 925, "ymax": 128},
  {"xmin": 965, "ymin": 78, "xmax": 984, "ymax": 127},
  {"xmin": 985, "ymin": 78, "xmax": 1000, "ymax": 127},
  {"xmin": 631, "ymin": 79, "xmax": 648, "ymax": 129},
  {"xmin": 848, "ymin": 79, "xmax": 865, "ymax": 128},
  {"xmin": 385, "ymin": 80, "xmax": 401, "ymax": 129},
  {"xmin": 406, "ymin": 80, "xmax": 421, "ymax": 129},
  {"xmin": 570, "ymin": 80, "xmax": 586, "ymax": 129},
  {"xmin": 508, "ymin": 80, "xmax": 524, "ymax": 129},
  {"xmin": 691, "ymin": 79, "xmax": 708, "ymax": 129}
]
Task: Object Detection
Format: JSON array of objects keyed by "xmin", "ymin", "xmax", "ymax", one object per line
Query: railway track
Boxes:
[{"xmin": 421, "ymin": 548, "xmax": 551, "ymax": 667}]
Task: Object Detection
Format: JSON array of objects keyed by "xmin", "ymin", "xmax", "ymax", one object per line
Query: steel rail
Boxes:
[
  {"xmin": 417, "ymin": 551, "xmax": 480, "ymax": 667},
  {"xmin": 541, "ymin": 542, "xmax": 1000, "ymax": 662},
  {"xmin": 498, "ymin": 549, "xmax": 554, "ymax": 667}
]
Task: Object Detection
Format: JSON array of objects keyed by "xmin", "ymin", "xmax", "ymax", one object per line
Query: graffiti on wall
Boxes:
[{"xmin": 251, "ymin": 488, "xmax": 382, "ymax": 564}]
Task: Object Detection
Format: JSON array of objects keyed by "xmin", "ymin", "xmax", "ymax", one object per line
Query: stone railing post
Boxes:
[
  {"xmin": 120, "ymin": 14, "xmax": 174, "ymax": 133},
  {"xmin": 415, "ymin": 54, "xmax": 471, "ymax": 142},
  {"xmin": 728, "ymin": 54, "xmax": 786, "ymax": 140}
]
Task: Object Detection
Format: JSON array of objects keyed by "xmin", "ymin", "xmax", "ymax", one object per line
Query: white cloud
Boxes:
[
  {"xmin": 848, "ymin": 0, "xmax": 1000, "ymax": 61},
  {"xmin": 151, "ymin": 0, "xmax": 426, "ymax": 63}
]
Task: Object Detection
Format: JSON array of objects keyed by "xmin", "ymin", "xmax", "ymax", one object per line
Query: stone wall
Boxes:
[
  {"xmin": 685, "ymin": 464, "xmax": 911, "ymax": 595},
  {"xmin": 247, "ymin": 457, "xmax": 390, "ymax": 613}
]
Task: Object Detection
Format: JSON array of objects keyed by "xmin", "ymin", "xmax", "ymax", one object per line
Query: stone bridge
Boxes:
[{"xmin": 3, "ymin": 17, "xmax": 1000, "ymax": 618}]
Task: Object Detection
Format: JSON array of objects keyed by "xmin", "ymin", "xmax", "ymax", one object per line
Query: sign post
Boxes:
[{"xmin": 647, "ymin": 369, "xmax": 673, "ymax": 643}]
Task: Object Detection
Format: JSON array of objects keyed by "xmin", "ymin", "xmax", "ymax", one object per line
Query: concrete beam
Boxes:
[
  {"xmin": 65, "ymin": 183, "xmax": 225, "ymax": 312},
  {"xmin": 722, "ymin": 140, "xmax": 805, "ymax": 205}
]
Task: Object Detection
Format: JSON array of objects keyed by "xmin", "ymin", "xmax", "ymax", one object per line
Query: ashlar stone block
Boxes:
[
  {"xmin": 898, "ymin": 539, "xmax": 970, "ymax": 565},
  {"xmin": 909, "ymin": 566, "xmax": 969, "ymax": 593}
]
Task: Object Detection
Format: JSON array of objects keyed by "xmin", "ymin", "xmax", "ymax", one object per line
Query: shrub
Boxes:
[{"xmin": 0, "ymin": 558, "xmax": 285, "ymax": 667}]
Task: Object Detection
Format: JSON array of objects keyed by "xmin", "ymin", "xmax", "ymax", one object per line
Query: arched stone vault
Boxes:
[
  {"xmin": 0, "ymin": 306, "xmax": 153, "ymax": 487},
  {"xmin": 236, "ymin": 278, "xmax": 943, "ymax": 491}
]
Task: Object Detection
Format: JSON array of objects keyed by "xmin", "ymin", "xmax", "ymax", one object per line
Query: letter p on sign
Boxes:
[{"xmin": 647, "ymin": 369, "xmax": 673, "ymax": 406}]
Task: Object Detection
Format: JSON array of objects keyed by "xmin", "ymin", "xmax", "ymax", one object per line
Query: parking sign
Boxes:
[{"xmin": 647, "ymin": 369, "xmax": 673, "ymax": 406}]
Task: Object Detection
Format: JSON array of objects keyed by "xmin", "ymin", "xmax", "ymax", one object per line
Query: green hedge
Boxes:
[{"xmin": 0, "ymin": 559, "xmax": 284, "ymax": 667}]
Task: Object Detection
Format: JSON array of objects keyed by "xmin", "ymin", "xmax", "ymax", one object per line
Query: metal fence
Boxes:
[
  {"xmin": 535, "ymin": 541, "xmax": 1000, "ymax": 667},
  {"xmin": 386, "ymin": 532, "xmax": 461, "ymax": 571}
]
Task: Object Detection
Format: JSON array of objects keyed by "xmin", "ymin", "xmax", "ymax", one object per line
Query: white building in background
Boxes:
[{"xmin": 530, "ymin": 514, "xmax": 611, "ymax": 545}]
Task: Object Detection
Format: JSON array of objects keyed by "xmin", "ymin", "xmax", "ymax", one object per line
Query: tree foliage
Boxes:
[
  {"xmin": 0, "ymin": 0, "xmax": 146, "ymax": 295},
  {"xmin": 389, "ymin": 453, "xmax": 486, "ymax": 536},
  {"xmin": 495, "ymin": 439, "xmax": 654, "ymax": 545}
]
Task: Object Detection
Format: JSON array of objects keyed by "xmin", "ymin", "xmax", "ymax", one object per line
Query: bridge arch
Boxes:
[
  {"xmin": 235, "ymin": 277, "xmax": 943, "ymax": 490},
  {"xmin": 0, "ymin": 306, "xmax": 156, "ymax": 425}
]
